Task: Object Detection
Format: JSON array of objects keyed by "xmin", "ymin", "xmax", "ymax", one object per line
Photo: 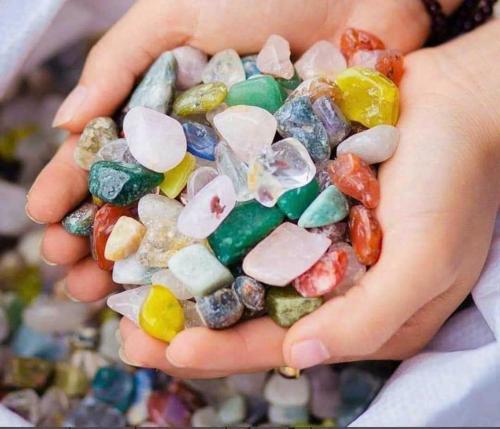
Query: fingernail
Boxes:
[
  {"xmin": 52, "ymin": 85, "xmax": 88, "ymax": 127},
  {"xmin": 41, "ymin": 254, "xmax": 57, "ymax": 267},
  {"xmin": 63, "ymin": 283, "xmax": 81, "ymax": 303},
  {"xmin": 165, "ymin": 348, "xmax": 186, "ymax": 368},
  {"xmin": 290, "ymin": 339, "xmax": 330, "ymax": 369},
  {"xmin": 25, "ymin": 203, "xmax": 45, "ymax": 225},
  {"xmin": 119, "ymin": 347, "xmax": 140, "ymax": 367}
]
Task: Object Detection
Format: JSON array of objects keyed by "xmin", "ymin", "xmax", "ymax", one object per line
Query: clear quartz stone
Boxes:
[
  {"xmin": 186, "ymin": 167, "xmax": 219, "ymax": 202},
  {"xmin": 295, "ymin": 40, "xmax": 347, "ymax": 80},
  {"xmin": 106, "ymin": 285, "xmax": 151, "ymax": 325},
  {"xmin": 202, "ymin": 49, "xmax": 245, "ymax": 89},
  {"xmin": 151, "ymin": 269, "xmax": 194, "ymax": 300}
]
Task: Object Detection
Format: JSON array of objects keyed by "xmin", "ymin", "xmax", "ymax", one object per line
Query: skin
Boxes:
[{"xmin": 26, "ymin": 1, "xmax": 500, "ymax": 377}]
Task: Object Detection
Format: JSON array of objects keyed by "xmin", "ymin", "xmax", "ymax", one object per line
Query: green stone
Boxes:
[
  {"xmin": 277, "ymin": 179, "xmax": 320, "ymax": 220},
  {"xmin": 88, "ymin": 161, "xmax": 163, "ymax": 207},
  {"xmin": 62, "ymin": 202, "xmax": 98, "ymax": 236},
  {"xmin": 226, "ymin": 75, "xmax": 286, "ymax": 113},
  {"xmin": 173, "ymin": 82, "xmax": 227, "ymax": 116},
  {"xmin": 208, "ymin": 200, "xmax": 285, "ymax": 266},
  {"xmin": 266, "ymin": 286, "xmax": 323, "ymax": 328},
  {"xmin": 4, "ymin": 357, "xmax": 53, "ymax": 389},
  {"xmin": 277, "ymin": 69, "xmax": 302, "ymax": 91},
  {"xmin": 298, "ymin": 185, "xmax": 349, "ymax": 228}
]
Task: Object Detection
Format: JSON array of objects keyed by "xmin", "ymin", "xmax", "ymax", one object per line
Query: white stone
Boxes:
[
  {"xmin": 138, "ymin": 194, "xmax": 183, "ymax": 226},
  {"xmin": 202, "ymin": 49, "xmax": 245, "ymax": 89},
  {"xmin": 151, "ymin": 269, "xmax": 194, "ymax": 300},
  {"xmin": 112, "ymin": 253, "xmax": 159, "ymax": 285},
  {"xmin": 256, "ymin": 34, "xmax": 294, "ymax": 79},
  {"xmin": 173, "ymin": 46, "xmax": 208, "ymax": 90},
  {"xmin": 264, "ymin": 373, "xmax": 311, "ymax": 407},
  {"xmin": 106, "ymin": 285, "xmax": 151, "ymax": 325},
  {"xmin": 217, "ymin": 394, "xmax": 246, "ymax": 425},
  {"xmin": 295, "ymin": 40, "xmax": 347, "ymax": 80}
]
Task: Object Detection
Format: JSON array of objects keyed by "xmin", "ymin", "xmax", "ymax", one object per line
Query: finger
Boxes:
[
  {"xmin": 26, "ymin": 136, "xmax": 88, "ymax": 224},
  {"xmin": 66, "ymin": 257, "xmax": 117, "ymax": 302},
  {"xmin": 52, "ymin": 0, "xmax": 196, "ymax": 131},
  {"xmin": 41, "ymin": 224, "xmax": 89, "ymax": 265}
]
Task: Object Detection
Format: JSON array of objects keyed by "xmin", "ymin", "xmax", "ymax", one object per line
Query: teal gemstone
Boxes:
[
  {"xmin": 62, "ymin": 202, "xmax": 98, "ymax": 236},
  {"xmin": 226, "ymin": 75, "xmax": 286, "ymax": 113},
  {"xmin": 241, "ymin": 55, "xmax": 260, "ymax": 78},
  {"xmin": 88, "ymin": 161, "xmax": 163, "ymax": 206},
  {"xmin": 276, "ymin": 69, "xmax": 302, "ymax": 91},
  {"xmin": 277, "ymin": 180, "xmax": 320, "ymax": 220},
  {"xmin": 92, "ymin": 366, "xmax": 134, "ymax": 412},
  {"xmin": 298, "ymin": 185, "xmax": 349, "ymax": 228},
  {"xmin": 208, "ymin": 200, "xmax": 285, "ymax": 266}
]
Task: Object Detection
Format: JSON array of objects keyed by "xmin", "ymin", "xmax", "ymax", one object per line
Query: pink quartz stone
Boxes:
[
  {"xmin": 294, "ymin": 40, "xmax": 347, "ymax": 81},
  {"xmin": 172, "ymin": 46, "xmax": 208, "ymax": 90},
  {"xmin": 186, "ymin": 167, "xmax": 219, "ymax": 202},
  {"xmin": 123, "ymin": 106, "xmax": 186, "ymax": 173},
  {"xmin": 256, "ymin": 34, "xmax": 295, "ymax": 79},
  {"xmin": 213, "ymin": 106, "xmax": 277, "ymax": 163},
  {"xmin": 242, "ymin": 223, "xmax": 331, "ymax": 286},
  {"xmin": 107, "ymin": 285, "xmax": 151, "ymax": 325},
  {"xmin": 177, "ymin": 175, "xmax": 237, "ymax": 239}
]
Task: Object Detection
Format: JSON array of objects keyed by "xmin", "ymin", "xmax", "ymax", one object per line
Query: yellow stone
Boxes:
[
  {"xmin": 335, "ymin": 67, "xmax": 399, "ymax": 128},
  {"xmin": 173, "ymin": 82, "xmax": 228, "ymax": 116},
  {"xmin": 139, "ymin": 285, "xmax": 184, "ymax": 342},
  {"xmin": 92, "ymin": 196, "xmax": 104, "ymax": 206},
  {"xmin": 104, "ymin": 216, "xmax": 146, "ymax": 261},
  {"xmin": 160, "ymin": 153, "xmax": 196, "ymax": 198}
]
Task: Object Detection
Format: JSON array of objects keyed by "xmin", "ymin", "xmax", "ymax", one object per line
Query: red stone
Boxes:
[
  {"xmin": 148, "ymin": 391, "xmax": 192, "ymax": 427},
  {"xmin": 293, "ymin": 245, "xmax": 348, "ymax": 297},
  {"xmin": 329, "ymin": 154, "xmax": 380, "ymax": 209},
  {"xmin": 349, "ymin": 205, "xmax": 382, "ymax": 266},
  {"xmin": 340, "ymin": 28, "xmax": 385, "ymax": 60},
  {"xmin": 349, "ymin": 49, "xmax": 404, "ymax": 85}
]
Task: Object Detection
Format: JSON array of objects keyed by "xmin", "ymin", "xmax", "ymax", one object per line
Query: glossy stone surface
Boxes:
[
  {"xmin": 257, "ymin": 34, "xmax": 294, "ymax": 79},
  {"xmin": 213, "ymin": 105, "xmax": 277, "ymax": 163},
  {"xmin": 274, "ymin": 96, "xmax": 329, "ymax": 162},
  {"xmin": 329, "ymin": 242, "xmax": 366, "ymax": 295},
  {"xmin": 168, "ymin": 244, "xmax": 234, "ymax": 296},
  {"xmin": 182, "ymin": 122, "xmax": 218, "ymax": 161},
  {"xmin": 248, "ymin": 137, "xmax": 317, "ymax": 207},
  {"xmin": 243, "ymin": 222, "xmax": 331, "ymax": 286},
  {"xmin": 151, "ymin": 269, "xmax": 194, "ymax": 300},
  {"xmin": 62, "ymin": 202, "xmax": 97, "ymax": 236},
  {"xmin": 139, "ymin": 285, "xmax": 184, "ymax": 342},
  {"xmin": 266, "ymin": 286, "xmax": 322, "ymax": 327},
  {"xmin": 104, "ymin": 216, "xmax": 145, "ymax": 261},
  {"xmin": 74, "ymin": 117, "xmax": 118, "ymax": 170},
  {"xmin": 89, "ymin": 161, "xmax": 163, "ymax": 207},
  {"xmin": 208, "ymin": 200, "xmax": 285, "ymax": 266},
  {"xmin": 312, "ymin": 96, "xmax": 351, "ymax": 146},
  {"xmin": 138, "ymin": 193, "xmax": 183, "ymax": 226},
  {"xmin": 172, "ymin": 46, "xmax": 208, "ymax": 90},
  {"xmin": 277, "ymin": 179, "xmax": 320, "ymax": 220},
  {"xmin": 232, "ymin": 276, "xmax": 266, "ymax": 312},
  {"xmin": 107, "ymin": 285, "xmax": 151, "ymax": 325},
  {"xmin": 295, "ymin": 40, "xmax": 347, "ymax": 80},
  {"xmin": 94, "ymin": 138, "xmax": 136, "ymax": 164},
  {"xmin": 340, "ymin": 28, "xmax": 385, "ymax": 60},
  {"xmin": 186, "ymin": 167, "xmax": 218, "ymax": 202},
  {"xmin": 349, "ymin": 205, "xmax": 382, "ymax": 266},
  {"xmin": 92, "ymin": 366, "xmax": 134, "ymax": 412},
  {"xmin": 298, "ymin": 185, "xmax": 349, "ymax": 228},
  {"xmin": 123, "ymin": 106, "xmax": 187, "ymax": 173},
  {"xmin": 226, "ymin": 75, "xmax": 285, "ymax": 113},
  {"xmin": 309, "ymin": 222, "xmax": 347, "ymax": 243},
  {"xmin": 202, "ymin": 49, "xmax": 245, "ymax": 89},
  {"xmin": 276, "ymin": 70, "xmax": 302, "ymax": 91},
  {"xmin": 329, "ymin": 153, "xmax": 380, "ymax": 208},
  {"xmin": 264, "ymin": 372, "xmax": 310, "ymax": 406},
  {"xmin": 173, "ymin": 82, "xmax": 228, "ymax": 116},
  {"xmin": 335, "ymin": 67, "xmax": 399, "ymax": 128},
  {"xmin": 196, "ymin": 287, "xmax": 244, "ymax": 329},
  {"xmin": 336, "ymin": 124, "xmax": 399, "ymax": 164},
  {"xmin": 112, "ymin": 253, "xmax": 159, "ymax": 285},
  {"xmin": 159, "ymin": 153, "xmax": 196, "ymax": 198},
  {"xmin": 349, "ymin": 49, "xmax": 404, "ymax": 85},
  {"xmin": 242, "ymin": 55, "xmax": 260, "ymax": 78},
  {"xmin": 289, "ymin": 76, "xmax": 342, "ymax": 104}
]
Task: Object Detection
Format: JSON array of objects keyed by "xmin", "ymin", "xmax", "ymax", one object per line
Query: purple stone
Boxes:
[{"xmin": 312, "ymin": 96, "xmax": 351, "ymax": 147}]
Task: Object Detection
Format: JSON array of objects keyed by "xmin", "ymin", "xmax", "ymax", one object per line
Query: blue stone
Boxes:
[
  {"xmin": 11, "ymin": 325, "xmax": 68, "ymax": 361},
  {"xmin": 242, "ymin": 55, "xmax": 261, "ymax": 78},
  {"xmin": 196, "ymin": 288, "xmax": 244, "ymax": 329},
  {"xmin": 92, "ymin": 366, "xmax": 135, "ymax": 412},
  {"xmin": 339, "ymin": 367, "xmax": 381, "ymax": 406},
  {"xmin": 312, "ymin": 96, "xmax": 351, "ymax": 147},
  {"xmin": 182, "ymin": 122, "xmax": 218, "ymax": 161},
  {"xmin": 298, "ymin": 185, "xmax": 349, "ymax": 228}
]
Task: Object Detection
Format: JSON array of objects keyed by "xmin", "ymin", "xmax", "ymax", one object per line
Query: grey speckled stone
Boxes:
[
  {"xmin": 196, "ymin": 287, "xmax": 244, "ymax": 329},
  {"xmin": 62, "ymin": 202, "xmax": 97, "ymax": 236}
]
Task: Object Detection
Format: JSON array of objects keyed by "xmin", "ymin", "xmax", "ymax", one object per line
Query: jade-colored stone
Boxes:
[
  {"xmin": 208, "ymin": 200, "xmax": 285, "ymax": 266},
  {"xmin": 4, "ymin": 357, "xmax": 54, "ymax": 389},
  {"xmin": 88, "ymin": 161, "xmax": 163, "ymax": 207},
  {"xmin": 277, "ymin": 70, "xmax": 302, "ymax": 91},
  {"xmin": 92, "ymin": 366, "xmax": 134, "ymax": 412},
  {"xmin": 173, "ymin": 82, "xmax": 227, "ymax": 116},
  {"xmin": 54, "ymin": 362, "xmax": 89, "ymax": 397},
  {"xmin": 62, "ymin": 202, "xmax": 98, "ymax": 236},
  {"xmin": 226, "ymin": 75, "xmax": 286, "ymax": 113},
  {"xmin": 266, "ymin": 286, "xmax": 323, "ymax": 328},
  {"xmin": 277, "ymin": 179, "xmax": 320, "ymax": 220},
  {"xmin": 298, "ymin": 185, "xmax": 349, "ymax": 228}
]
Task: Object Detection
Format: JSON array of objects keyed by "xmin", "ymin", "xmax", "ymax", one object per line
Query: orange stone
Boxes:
[
  {"xmin": 340, "ymin": 28, "xmax": 385, "ymax": 60},
  {"xmin": 329, "ymin": 154, "xmax": 380, "ymax": 208},
  {"xmin": 349, "ymin": 205, "xmax": 382, "ymax": 266},
  {"xmin": 349, "ymin": 49, "xmax": 404, "ymax": 85}
]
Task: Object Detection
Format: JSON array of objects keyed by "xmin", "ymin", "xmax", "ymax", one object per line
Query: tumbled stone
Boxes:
[
  {"xmin": 349, "ymin": 49, "xmax": 404, "ymax": 85},
  {"xmin": 336, "ymin": 124, "xmax": 399, "ymax": 164},
  {"xmin": 89, "ymin": 161, "xmax": 163, "ymax": 206},
  {"xmin": 104, "ymin": 216, "xmax": 145, "ymax": 261},
  {"xmin": 151, "ymin": 269, "xmax": 194, "ymax": 300},
  {"xmin": 214, "ymin": 105, "xmax": 277, "ymax": 163},
  {"xmin": 202, "ymin": 49, "xmax": 245, "ymax": 88},
  {"xmin": 186, "ymin": 167, "xmax": 218, "ymax": 202},
  {"xmin": 124, "ymin": 106, "xmax": 187, "ymax": 173},
  {"xmin": 265, "ymin": 373, "xmax": 310, "ymax": 407},
  {"xmin": 276, "ymin": 70, "xmax": 302, "ymax": 91},
  {"xmin": 312, "ymin": 96, "xmax": 351, "ymax": 146},
  {"xmin": 94, "ymin": 138, "xmax": 137, "ymax": 164},
  {"xmin": 298, "ymin": 185, "xmax": 349, "ymax": 228},
  {"xmin": 173, "ymin": 82, "xmax": 228, "ymax": 116},
  {"xmin": 243, "ymin": 222, "xmax": 331, "ymax": 286},
  {"xmin": 232, "ymin": 276, "xmax": 266, "ymax": 312},
  {"xmin": 62, "ymin": 202, "xmax": 97, "ymax": 236},
  {"xmin": 257, "ymin": 34, "xmax": 294, "ymax": 79},
  {"xmin": 340, "ymin": 28, "xmax": 385, "ymax": 61},
  {"xmin": 265, "ymin": 286, "xmax": 323, "ymax": 327},
  {"xmin": 182, "ymin": 122, "xmax": 218, "ymax": 161},
  {"xmin": 335, "ymin": 67, "xmax": 399, "ymax": 128},
  {"xmin": 160, "ymin": 153, "xmax": 196, "ymax": 198},
  {"xmin": 196, "ymin": 287, "xmax": 244, "ymax": 329},
  {"xmin": 112, "ymin": 253, "xmax": 159, "ymax": 285},
  {"xmin": 4, "ymin": 357, "xmax": 53, "ymax": 389},
  {"xmin": 309, "ymin": 222, "xmax": 347, "ymax": 243},
  {"xmin": 74, "ymin": 117, "xmax": 118, "ymax": 170},
  {"xmin": 349, "ymin": 205, "xmax": 382, "ymax": 266},
  {"xmin": 169, "ymin": 244, "xmax": 234, "ymax": 296},
  {"xmin": 274, "ymin": 96, "xmax": 329, "ymax": 162},
  {"xmin": 315, "ymin": 159, "xmax": 333, "ymax": 191},
  {"xmin": 330, "ymin": 242, "xmax": 366, "ymax": 295},
  {"xmin": 217, "ymin": 394, "xmax": 246, "ymax": 424},
  {"xmin": 277, "ymin": 179, "xmax": 320, "ymax": 220},
  {"xmin": 205, "ymin": 103, "xmax": 227, "ymax": 126},
  {"xmin": 107, "ymin": 285, "xmax": 151, "ymax": 325},
  {"xmin": 295, "ymin": 40, "xmax": 347, "ymax": 80},
  {"xmin": 242, "ymin": 55, "xmax": 260, "ymax": 78},
  {"xmin": 138, "ymin": 193, "xmax": 183, "ymax": 227},
  {"xmin": 248, "ymin": 137, "xmax": 317, "ymax": 207},
  {"xmin": 268, "ymin": 404, "xmax": 309, "ymax": 424},
  {"xmin": 92, "ymin": 366, "xmax": 134, "ymax": 412},
  {"xmin": 226, "ymin": 75, "xmax": 286, "ymax": 113},
  {"xmin": 177, "ymin": 175, "xmax": 236, "ymax": 239},
  {"xmin": 181, "ymin": 300, "xmax": 204, "ymax": 328},
  {"xmin": 172, "ymin": 46, "xmax": 207, "ymax": 90},
  {"xmin": 208, "ymin": 200, "xmax": 285, "ymax": 266},
  {"xmin": 289, "ymin": 76, "xmax": 342, "ymax": 104}
]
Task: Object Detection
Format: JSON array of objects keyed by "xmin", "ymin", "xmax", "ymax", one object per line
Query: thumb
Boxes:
[{"xmin": 52, "ymin": 0, "xmax": 196, "ymax": 132}]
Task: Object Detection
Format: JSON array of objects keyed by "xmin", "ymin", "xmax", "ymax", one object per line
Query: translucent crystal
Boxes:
[
  {"xmin": 186, "ymin": 167, "xmax": 218, "ymax": 202},
  {"xmin": 202, "ymin": 49, "xmax": 245, "ymax": 89},
  {"xmin": 151, "ymin": 269, "xmax": 194, "ymax": 300},
  {"xmin": 172, "ymin": 46, "xmax": 208, "ymax": 90},
  {"xmin": 256, "ymin": 34, "xmax": 294, "ymax": 79},
  {"xmin": 107, "ymin": 285, "xmax": 151, "ymax": 325},
  {"xmin": 94, "ymin": 138, "xmax": 137, "ymax": 164},
  {"xmin": 295, "ymin": 40, "xmax": 347, "ymax": 80}
]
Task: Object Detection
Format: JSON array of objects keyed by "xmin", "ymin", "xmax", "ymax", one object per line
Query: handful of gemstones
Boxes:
[{"xmin": 62, "ymin": 29, "xmax": 402, "ymax": 342}]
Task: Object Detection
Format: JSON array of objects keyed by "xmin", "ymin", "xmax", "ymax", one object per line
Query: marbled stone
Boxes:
[
  {"xmin": 226, "ymin": 75, "xmax": 286, "ymax": 113},
  {"xmin": 340, "ymin": 28, "xmax": 385, "ymax": 61},
  {"xmin": 232, "ymin": 276, "xmax": 266, "ymax": 312},
  {"xmin": 202, "ymin": 49, "xmax": 245, "ymax": 89},
  {"xmin": 172, "ymin": 46, "xmax": 208, "ymax": 90},
  {"xmin": 349, "ymin": 205, "xmax": 382, "ymax": 266},
  {"xmin": 295, "ymin": 40, "xmax": 347, "ymax": 80},
  {"xmin": 196, "ymin": 287, "xmax": 244, "ymax": 329},
  {"xmin": 256, "ymin": 34, "xmax": 294, "ymax": 79},
  {"xmin": 182, "ymin": 122, "xmax": 218, "ymax": 161},
  {"xmin": 159, "ymin": 153, "xmax": 196, "ymax": 198},
  {"xmin": 264, "ymin": 373, "xmax": 310, "ymax": 406},
  {"xmin": 112, "ymin": 253, "xmax": 159, "ymax": 285},
  {"xmin": 309, "ymin": 222, "xmax": 347, "ymax": 243},
  {"xmin": 127, "ymin": 369, "xmax": 154, "ymax": 425},
  {"xmin": 205, "ymin": 103, "xmax": 227, "ymax": 126},
  {"xmin": 62, "ymin": 202, "xmax": 97, "ymax": 236},
  {"xmin": 173, "ymin": 82, "xmax": 228, "ymax": 116},
  {"xmin": 151, "ymin": 269, "xmax": 194, "ymax": 300},
  {"xmin": 104, "ymin": 216, "xmax": 146, "ymax": 261},
  {"xmin": 330, "ymin": 242, "xmax": 366, "ymax": 295},
  {"xmin": 312, "ymin": 96, "xmax": 351, "ymax": 146},
  {"xmin": 94, "ymin": 138, "xmax": 137, "ymax": 164},
  {"xmin": 277, "ymin": 179, "xmax": 320, "ymax": 220},
  {"xmin": 298, "ymin": 185, "xmax": 349, "ymax": 228},
  {"xmin": 186, "ymin": 167, "xmax": 218, "ymax": 202},
  {"xmin": 289, "ymin": 76, "xmax": 342, "ymax": 104}
]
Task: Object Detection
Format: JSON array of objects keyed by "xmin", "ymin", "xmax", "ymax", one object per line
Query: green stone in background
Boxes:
[
  {"xmin": 277, "ymin": 69, "xmax": 302, "ymax": 91},
  {"xmin": 298, "ymin": 185, "xmax": 349, "ymax": 228},
  {"xmin": 62, "ymin": 202, "xmax": 98, "ymax": 236},
  {"xmin": 55, "ymin": 362, "xmax": 89, "ymax": 397},
  {"xmin": 208, "ymin": 200, "xmax": 285, "ymax": 266},
  {"xmin": 265, "ymin": 286, "xmax": 323, "ymax": 328},
  {"xmin": 88, "ymin": 161, "xmax": 163, "ymax": 207},
  {"xmin": 3, "ymin": 356, "xmax": 54, "ymax": 389},
  {"xmin": 173, "ymin": 82, "xmax": 228, "ymax": 116},
  {"xmin": 277, "ymin": 179, "xmax": 320, "ymax": 220},
  {"xmin": 226, "ymin": 75, "xmax": 286, "ymax": 113}
]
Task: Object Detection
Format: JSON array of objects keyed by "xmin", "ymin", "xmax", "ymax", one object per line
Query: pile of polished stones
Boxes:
[{"xmin": 62, "ymin": 29, "xmax": 403, "ymax": 342}]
